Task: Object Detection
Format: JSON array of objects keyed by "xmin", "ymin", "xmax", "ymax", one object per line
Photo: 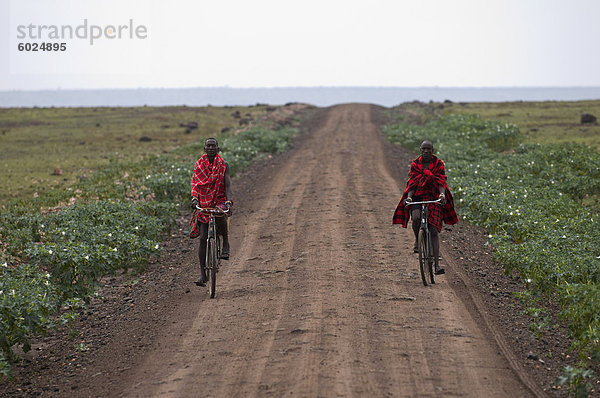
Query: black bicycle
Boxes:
[
  {"xmin": 407, "ymin": 199, "xmax": 442, "ymax": 286},
  {"xmin": 196, "ymin": 206, "xmax": 229, "ymax": 298}
]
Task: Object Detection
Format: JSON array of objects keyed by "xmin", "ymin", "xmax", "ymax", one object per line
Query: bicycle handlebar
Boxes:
[
  {"xmin": 406, "ymin": 198, "xmax": 443, "ymax": 206},
  {"xmin": 195, "ymin": 205, "xmax": 230, "ymax": 215}
]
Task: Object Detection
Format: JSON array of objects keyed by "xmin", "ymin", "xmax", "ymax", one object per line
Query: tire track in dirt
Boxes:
[
  {"xmin": 122, "ymin": 113, "xmax": 321, "ymax": 397},
  {"xmin": 117, "ymin": 104, "xmax": 536, "ymax": 397}
]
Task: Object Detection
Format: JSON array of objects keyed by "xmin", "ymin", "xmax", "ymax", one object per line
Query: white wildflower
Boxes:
[
  {"xmin": 85, "ymin": 255, "xmax": 89, "ymax": 260},
  {"xmin": 155, "ymin": 244, "xmax": 159, "ymax": 249},
  {"xmin": 62, "ymin": 231, "xmax": 66, "ymax": 235},
  {"xmin": 48, "ymin": 249, "xmax": 53, "ymax": 255},
  {"xmin": 45, "ymin": 273, "xmax": 50, "ymax": 278},
  {"xmin": 1, "ymin": 262, "xmax": 7, "ymax": 268},
  {"xmin": 113, "ymin": 247, "xmax": 118, "ymax": 252},
  {"xmin": 108, "ymin": 233, "xmax": 112, "ymax": 237}
]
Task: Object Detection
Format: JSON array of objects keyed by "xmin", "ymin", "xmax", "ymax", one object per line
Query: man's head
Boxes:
[
  {"xmin": 420, "ymin": 140, "xmax": 433, "ymax": 162},
  {"xmin": 204, "ymin": 138, "xmax": 219, "ymax": 157}
]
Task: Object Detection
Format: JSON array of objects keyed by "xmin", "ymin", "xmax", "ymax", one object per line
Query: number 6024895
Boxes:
[{"xmin": 17, "ymin": 42, "xmax": 67, "ymax": 51}]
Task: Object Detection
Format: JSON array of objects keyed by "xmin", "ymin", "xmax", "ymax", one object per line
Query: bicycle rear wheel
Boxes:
[
  {"xmin": 418, "ymin": 229, "xmax": 428, "ymax": 286},
  {"xmin": 207, "ymin": 237, "xmax": 217, "ymax": 298}
]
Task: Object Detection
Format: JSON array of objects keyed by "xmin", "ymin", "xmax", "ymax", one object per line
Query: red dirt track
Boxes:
[
  {"xmin": 2, "ymin": 104, "xmax": 556, "ymax": 397},
  {"xmin": 120, "ymin": 104, "xmax": 535, "ymax": 397}
]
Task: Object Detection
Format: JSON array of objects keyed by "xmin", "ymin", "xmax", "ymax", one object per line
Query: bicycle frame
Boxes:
[
  {"xmin": 407, "ymin": 198, "xmax": 441, "ymax": 232},
  {"xmin": 195, "ymin": 206, "xmax": 229, "ymax": 297},
  {"xmin": 420, "ymin": 203, "xmax": 431, "ymax": 264},
  {"xmin": 407, "ymin": 199, "xmax": 442, "ymax": 285}
]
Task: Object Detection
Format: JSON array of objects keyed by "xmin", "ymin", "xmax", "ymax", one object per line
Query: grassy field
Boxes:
[
  {"xmin": 0, "ymin": 105, "xmax": 272, "ymax": 205},
  {"xmin": 2, "ymin": 100, "xmax": 598, "ymax": 206},
  {"xmin": 442, "ymin": 99, "xmax": 600, "ymax": 150},
  {"xmin": 0, "ymin": 104, "xmax": 301, "ymax": 377}
]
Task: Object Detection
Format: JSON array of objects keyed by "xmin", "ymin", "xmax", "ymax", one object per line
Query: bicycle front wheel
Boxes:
[
  {"xmin": 418, "ymin": 229, "xmax": 428, "ymax": 286},
  {"xmin": 207, "ymin": 237, "xmax": 217, "ymax": 298}
]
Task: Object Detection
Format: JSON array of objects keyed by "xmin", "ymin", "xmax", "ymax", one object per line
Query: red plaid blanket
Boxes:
[
  {"xmin": 392, "ymin": 155, "xmax": 458, "ymax": 232},
  {"xmin": 190, "ymin": 154, "xmax": 227, "ymax": 237}
]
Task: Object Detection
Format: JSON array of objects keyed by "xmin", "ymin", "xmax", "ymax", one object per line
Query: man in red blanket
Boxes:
[
  {"xmin": 190, "ymin": 138, "xmax": 233, "ymax": 286},
  {"xmin": 393, "ymin": 140, "xmax": 458, "ymax": 275}
]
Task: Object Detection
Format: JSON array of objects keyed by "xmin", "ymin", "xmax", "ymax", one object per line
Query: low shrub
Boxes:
[
  {"xmin": 384, "ymin": 114, "xmax": 600, "ymax": 367},
  {"xmin": 0, "ymin": 122, "xmax": 298, "ymax": 377}
]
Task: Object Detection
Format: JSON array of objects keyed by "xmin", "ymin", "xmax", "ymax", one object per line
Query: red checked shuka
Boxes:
[
  {"xmin": 393, "ymin": 155, "xmax": 458, "ymax": 232},
  {"xmin": 189, "ymin": 154, "xmax": 228, "ymax": 238}
]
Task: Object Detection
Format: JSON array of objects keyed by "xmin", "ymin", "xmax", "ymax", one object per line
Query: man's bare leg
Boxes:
[
  {"xmin": 196, "ymin": 223, "xmax": 209, "ymax": 286},
  {"xmin": 431, "ymin": 228, "xmax": 444, "ymax": 274},
  {"xmin": 411, "ymin": 208, "xmax": 420, "ymax": 253},
  {"xmin": 217, "ymin": 217, "xmax": 230, "ymax": 259}
]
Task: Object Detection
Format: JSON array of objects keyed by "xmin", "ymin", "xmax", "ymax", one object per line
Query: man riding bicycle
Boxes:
[
  {"xmin": 393, "ymin": 140, "xmax": 458, "ymax": 275},
  {"xmin": 190, "ymin": 138, "xmax": 234, "ymax": 287}
]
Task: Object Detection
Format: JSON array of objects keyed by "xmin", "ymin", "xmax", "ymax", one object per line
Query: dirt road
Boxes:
[{"xmin": 100, "ymin": 104, "xmax": 533, "ymax": 397}]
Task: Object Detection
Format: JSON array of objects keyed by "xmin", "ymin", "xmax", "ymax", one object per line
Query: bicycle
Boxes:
[
  {"xmin": 195, "ymin": 206, "xmax": 230, "ymax": 298},
  {"xmin": 407, "ymin": 198, "xmax": 442, "ymax": 286}
]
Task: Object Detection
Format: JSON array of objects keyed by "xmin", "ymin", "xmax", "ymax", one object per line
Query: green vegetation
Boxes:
[
  {"xmin": 556, "ymin": 366, "xmax": 597, "ymax": 398},
  {"xmin": 0, "ymin": 105, "xmax": 300, "ymax": 376},
  {"xmin": 0, "ymin": 265, "xmax": 58, "ymax": 377},
  {"xmin": 443, "ymin": 100, "xmax": 600, "ymax": 150},
  {"xmin": 0, "ymin": 105, "xmax": 273, "ymax": 204},
  {"xmin": 384, "ymin": 105, "xmax": 600, "ymax": 395}
]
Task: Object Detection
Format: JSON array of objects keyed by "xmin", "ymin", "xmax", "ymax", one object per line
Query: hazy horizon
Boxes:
[
  {"xmin": 2, "ymin": 86, "xmax": 599, "ymax": 108},
  {"xmin": 3, "ymin": 84, "xmax": 600, "ymax": 93}
]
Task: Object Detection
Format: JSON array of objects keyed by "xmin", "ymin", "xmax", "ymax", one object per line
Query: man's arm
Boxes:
[
  {"xmin": 436, "ymin": 160, "xmax": 447, "ymax": 203},
  {"xmin": 404, "ymin": 189, "xmax": 415, "ymax": 206},
  {"xmin": 225, "ymin": 162, "xmax": 233, "ymax": 205},
  {"xmin": 191, "ymin": 159, "xmax": 200, "ymax": 205}
]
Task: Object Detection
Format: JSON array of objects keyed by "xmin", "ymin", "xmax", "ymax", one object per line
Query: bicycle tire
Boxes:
[
  {"xmin": 418, "ymin": 229, "xmax": 428, "ymax": 286},
  {"xmin": 424, "ymin": 228, "xmax": 436, "ymax": 284},
  {"xmin": 207, "ymin": 237, "xmax": 217, "ymax": 298}
]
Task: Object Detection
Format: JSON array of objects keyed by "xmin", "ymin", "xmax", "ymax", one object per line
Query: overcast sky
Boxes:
[{"xmin": 2, "ymin": 0, "xmax": 600, "ymax": 90}]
